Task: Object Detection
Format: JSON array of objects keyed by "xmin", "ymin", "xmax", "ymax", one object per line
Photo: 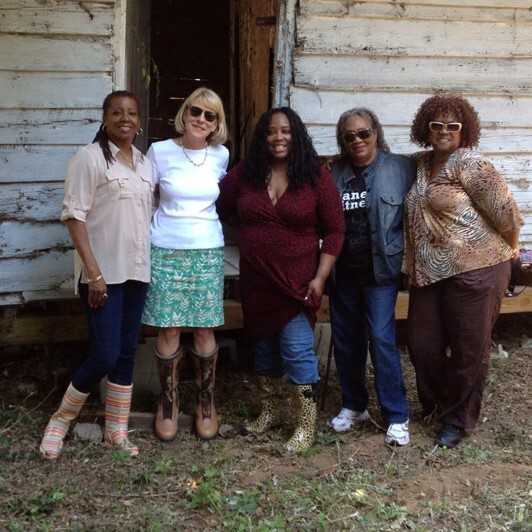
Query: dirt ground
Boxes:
[{"xmin": 0, "ymin": 314, "xmax": 531, "ymax": 531}]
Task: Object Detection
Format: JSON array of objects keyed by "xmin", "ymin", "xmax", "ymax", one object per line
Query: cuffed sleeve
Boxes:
[{"xmin": 61, "ymin": 147, "xmax": 97, "ymax": 222}]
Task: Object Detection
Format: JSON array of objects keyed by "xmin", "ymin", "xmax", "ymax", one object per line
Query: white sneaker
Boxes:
[
  {"xmin": 328, "ymin": 408, "xmax": 369, "ymax": 433},
  {"xmin": 384, "ymin": 420, "xmax": 410, "ymax": 446}
]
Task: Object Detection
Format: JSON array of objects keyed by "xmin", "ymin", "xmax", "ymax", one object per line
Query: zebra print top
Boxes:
[{"xmin": 404, "ymin": 149, "xmax": 523, "ymax": 288}]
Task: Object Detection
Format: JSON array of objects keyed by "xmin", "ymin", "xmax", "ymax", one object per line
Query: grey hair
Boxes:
[{"xmin": 336, "ymin": 107, "xmax": 390, "ymax": 158}]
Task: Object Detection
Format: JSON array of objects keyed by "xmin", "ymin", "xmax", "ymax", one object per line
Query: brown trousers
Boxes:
[{"xmin": 407, "ymin": 261, "xmax": 510, "ymax": 432}]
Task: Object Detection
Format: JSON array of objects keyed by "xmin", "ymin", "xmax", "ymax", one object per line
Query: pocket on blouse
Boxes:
[{"xmin": 105, "ymin": 168, "xmax": 132, "ymax": 199}]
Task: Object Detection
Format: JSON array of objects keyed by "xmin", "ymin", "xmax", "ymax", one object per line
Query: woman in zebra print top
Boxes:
[{"xmin": 404, "ymin": 93, "xmax": 522, "ymax": 449}]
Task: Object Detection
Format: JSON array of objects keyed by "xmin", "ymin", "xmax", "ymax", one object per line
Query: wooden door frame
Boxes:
[
  {"xmin": 272, "ymin": 0, "xmax": 295, "ymax": 107},
  {"xmin": 121, "ymin": 0, "xmax": 289, "ymax": 157},
  {"xmin": 123, "ymin": 0, "xmax": 151, "ymax": 152},
  {"xmin": 237, "ymin": 0, "xmax": 281, "ymax": 158}
]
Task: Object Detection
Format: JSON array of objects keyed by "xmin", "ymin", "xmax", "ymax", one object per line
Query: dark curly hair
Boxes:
[
  {"xmin": 336, "ymin": 107, "xmax": 390, "ymax": 159},
  {"xmin": 242, "ymin": 107, "xmax": 321, "ymax": 188},
  {"xmin": 93, "ymin": 90, "xmax": 141, "ymax": 167},
  {"xmin": 410, "ymin": 93, "xmax": 480, "ymax": 149}
]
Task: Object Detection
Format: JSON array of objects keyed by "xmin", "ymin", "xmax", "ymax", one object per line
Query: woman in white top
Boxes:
[
  {"xmin": 40, "ymin": 90, "xmax": 153, "ymax": 460},
  {"xmin": 142, "ymin": 87, "xmax": 229, "ymax": 441}
]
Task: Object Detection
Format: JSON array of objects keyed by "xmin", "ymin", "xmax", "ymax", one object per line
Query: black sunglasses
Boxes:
[
  {"xmin": 189, "ymin": 105, "xmax": 217, "ymax": 123},
  {"xmin": 343, "ymin": 128, "xmax": 374, "ymax": 143}
]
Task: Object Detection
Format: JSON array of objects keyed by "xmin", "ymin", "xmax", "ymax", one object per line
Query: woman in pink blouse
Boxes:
[
  {"xmin": 40, "ymin": 91, "xmax": 153, "ymax": 459},
  {"xmin": 404, "ymin": 94, "xmax": 523, "ymax": 448},
  {"xmin": 217, "ymin": 108, "xmax": 344, "ymax": 452}
]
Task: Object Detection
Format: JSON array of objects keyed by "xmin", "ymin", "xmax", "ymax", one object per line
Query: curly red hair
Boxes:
[{"xmin": 410, "ymin": 93, "xmax": 481, "ymax": 149}]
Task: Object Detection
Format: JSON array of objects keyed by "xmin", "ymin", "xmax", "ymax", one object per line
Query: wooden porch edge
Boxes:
[{"xmin": 2, "ymin": 289, "xmax": 532, "ymax": 347}]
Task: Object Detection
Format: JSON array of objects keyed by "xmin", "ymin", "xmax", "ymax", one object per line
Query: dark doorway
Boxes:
[
  {"xmin": 147, "ymin": 1, "xmax": 233, "ymax": 151},
  {"xmin": 128, "ymin": 0, "xmax": 281, "ymax": 161}
]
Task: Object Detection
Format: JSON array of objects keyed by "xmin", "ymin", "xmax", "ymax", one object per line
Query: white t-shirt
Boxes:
[{"xmin": 148, "ymin": 139, "xmax": 229, "ymax": 249}]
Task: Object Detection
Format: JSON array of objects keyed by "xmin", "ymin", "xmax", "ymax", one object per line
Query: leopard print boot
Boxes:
[
  {"xmin": 285, "ymin": 383, "xmax": 318, "ymax": 453},
  {"xmin": 242, "ymin": 376, "xmax": 283, "ymax": 435}
]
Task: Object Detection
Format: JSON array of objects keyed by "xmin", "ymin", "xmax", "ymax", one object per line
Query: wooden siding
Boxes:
[
  {"xmin": 0, "ymin": 0, "xmax": 118, "ymax": 303},
  {"xmin": 292, "ymin": 0, "xmax": 532, "ymax": 246}
]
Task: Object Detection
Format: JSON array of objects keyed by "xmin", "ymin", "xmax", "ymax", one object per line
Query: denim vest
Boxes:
[{"xmin": 331, "ymin": 151, "xmax": 416, "ymax": 286}]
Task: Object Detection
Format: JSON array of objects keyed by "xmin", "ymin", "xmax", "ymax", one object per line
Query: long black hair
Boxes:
[
  {"xmin": 242, "ymin": 107, "xmax": 321, "ymax": 188},
  {"xmin": 92, "ymin": 90, "xmax": 141, "ymax": 167}
]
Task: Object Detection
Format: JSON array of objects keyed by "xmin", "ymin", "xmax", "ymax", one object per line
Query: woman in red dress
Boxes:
[{"xmin": 217, "ymin": 108, "xmax": 344, "ymax": 452}]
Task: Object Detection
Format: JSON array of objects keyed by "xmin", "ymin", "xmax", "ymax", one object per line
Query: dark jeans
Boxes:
[
  {"xmin": 330, "ymin": 271, "xmax": 409, "ymax": 424},
  {"xmin": 72, "ymin": 280, "xmax": 148, "ymax": 393},
  {"xmin": 407, "ymin": 261, "xmax": 510, "ymax": 432}
]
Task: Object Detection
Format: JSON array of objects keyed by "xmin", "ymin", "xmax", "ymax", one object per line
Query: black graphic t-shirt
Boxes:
[{"xmin": 336, "ymin": 165, "xmax": 374, "ymax": 284}]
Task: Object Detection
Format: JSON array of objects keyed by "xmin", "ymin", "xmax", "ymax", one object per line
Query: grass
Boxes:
[{"xmin": 0, "ymin": 330, "xmax": 531, "ymax": 530}]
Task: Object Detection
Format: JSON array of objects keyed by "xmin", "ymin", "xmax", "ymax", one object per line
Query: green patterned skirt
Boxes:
[{"xmin": 142, "ymin": 245, "xmax": 224, "ymax": 328}]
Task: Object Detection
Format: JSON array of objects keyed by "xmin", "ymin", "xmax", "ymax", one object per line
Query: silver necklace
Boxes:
[{"xmin": 182, "ymin": 144, "xmax": 208, "ymax": 167}]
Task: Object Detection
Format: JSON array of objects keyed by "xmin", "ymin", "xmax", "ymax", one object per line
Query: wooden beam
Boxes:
[
  {"xmin": 3, "ymin": 289, "xmax": 532, "ymax": 347},
  {"xmin": 0, "ymin": 299, "xmax": 244, "ymax": 347}
]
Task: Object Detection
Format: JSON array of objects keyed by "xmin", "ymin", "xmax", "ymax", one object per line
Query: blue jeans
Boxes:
[
  {"xmin": 73, "ymin": 280, "xmax": 148, "ymax": 393},
  {"xmin": 330, "ymin": 272, "xmax": 408, "ymax": 423},
  {"xmin": 254, "ymin": 312, "xmax": 319, "ymax": 384}
]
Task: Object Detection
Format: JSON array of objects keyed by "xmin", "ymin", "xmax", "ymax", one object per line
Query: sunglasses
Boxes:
[
  {"xmin": 189, "ymin": 105, "xmax": 217, "ymax": 123},
  {"xmin": 343, "ymin": 128, "xmax": 374, "ymax": 143},
  {"xmin": 428, "ymin": 121, "xmax": 462, "ymax": 133}
]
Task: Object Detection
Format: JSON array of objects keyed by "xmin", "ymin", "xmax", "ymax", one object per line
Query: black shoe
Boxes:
[{"xmin": 436, "ymin": 424, "xmax": 464, "ymax": 448}]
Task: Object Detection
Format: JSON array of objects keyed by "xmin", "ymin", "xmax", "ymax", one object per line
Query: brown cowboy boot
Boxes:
[
  {"xmin": 154, "ymin": 346, "xmax": 184, "ymax": 441},
  {"xmin": 191, "ymin": 346, "xmax": 219, "ymax": 440}
]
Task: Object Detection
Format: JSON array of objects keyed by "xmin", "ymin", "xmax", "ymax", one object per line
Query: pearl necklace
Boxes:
[{"xmin": 182, "ymin": 144, "xmax": 208, "ymax": 167}]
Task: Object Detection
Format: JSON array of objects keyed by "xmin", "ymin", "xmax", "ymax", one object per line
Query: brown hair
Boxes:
[{"xmin": 410, "ymin": 93, "xmax": 481, "ymax": 148}]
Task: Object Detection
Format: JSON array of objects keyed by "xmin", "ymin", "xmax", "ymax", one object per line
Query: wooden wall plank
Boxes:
[
  {"xmin": 0, "ymin": 72, "xmax": 112, "ymax": 109},
  {"xmin": 1, "ymin": 0, "xmax": 114, "ymax": 6},
  {"xmin": 294, "ymin": 55, "xmax": 532, "ymax": 93},
  {"xmin": 0, "ymin": 1, "xmax": 114, "ymax": 35},
  {"xmin": 307, "ymin": 125, "xmax": 532, "ymax": 156},
  {"xmin": 291, "ymin": 87, "xmax": 532, "ymax": 127},
  {"xmin": 0, "ymin": 146, "xmax": 77, "ymax": 183},
  {"xmin": 299, "ymin": 0, "xmax": 532, "ymax": 9},
  {"xmin": 0, "ymin": 0, "xmax": 118, "ymax": 301},
  {"xmin": 0, "ymin": 182, "xmax": 64, "ymax": 221},
  {"xmin": 369, "ymin": 0, "xmax": 532, "ymax": 7},
  {"xmin": 0, "ymin": 34, "xmax": 112, "ymax": 71},
  {"xmin": 298, "ymin": 16, "xmax": 532, "ymax": 58},
  {"xmin": 0, "ymin": 249, "xmax": 72, "ymax": 292},
  {"xmin": 0, "ymin": 221, "xmax": 70, "ymax": 258},
  {"xmin": 0, "ymin": 109, "xmax": 100, "ymax": 145},
  {"xmin": 300, "ymin": 0, "xmax": 532, "ymax": 22}
]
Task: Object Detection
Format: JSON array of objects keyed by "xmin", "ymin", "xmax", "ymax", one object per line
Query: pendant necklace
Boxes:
[{"xmin": 182, "ymin": 144, "xmax": 208, "ymax": 167}]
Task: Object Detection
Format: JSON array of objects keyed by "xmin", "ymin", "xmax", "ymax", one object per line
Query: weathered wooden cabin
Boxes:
[{"xmin": 2, "ymin": 0, "xmax": 532, "ymax": 343}]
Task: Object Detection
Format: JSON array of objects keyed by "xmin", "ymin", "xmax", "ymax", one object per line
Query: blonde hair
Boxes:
[{"xmin": 174, "ymin": 87, "xmax": 228, "ymax": 145}]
